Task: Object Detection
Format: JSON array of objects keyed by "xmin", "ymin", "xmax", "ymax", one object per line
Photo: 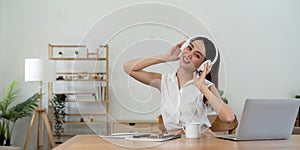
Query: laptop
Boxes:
[{"xmin": 217, "ymin": 98, "xmax": 300, "ymax": 141}]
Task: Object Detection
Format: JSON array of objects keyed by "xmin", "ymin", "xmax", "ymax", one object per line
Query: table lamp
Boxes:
[{"xmin": 24, "ymin": 58, "xmax": 56, "ymax": 150}]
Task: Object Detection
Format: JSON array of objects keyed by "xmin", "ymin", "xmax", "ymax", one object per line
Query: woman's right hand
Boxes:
[{"xmin": 162, "ymin": 41, "xmax": 185, "ymax": 62}]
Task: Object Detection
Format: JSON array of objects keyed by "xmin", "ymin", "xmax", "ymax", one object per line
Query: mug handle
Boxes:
[{"xmin": 199, "ymin": 124, "xmax": 209, "ymax": 134}]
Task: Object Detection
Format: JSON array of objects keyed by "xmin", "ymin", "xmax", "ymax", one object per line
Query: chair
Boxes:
[
  {"xmin": 293, "ymin": 127, "xmax": 300, "ymax": 135},
  {"xmin": 157, "ymin": 114, "xmax": 238, "ymax": 135},
  {"xmin": 157, "ymin": 114, "xmax": 167, "ymax": 135},
  {"xmin": 209, "ymin": 115, "xmax": 238, "ymax": 134}
]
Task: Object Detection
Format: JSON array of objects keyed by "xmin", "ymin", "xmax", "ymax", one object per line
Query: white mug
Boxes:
[{"xmin": 182, "ymin": 122, "xmax": 204, "ymax": 138}]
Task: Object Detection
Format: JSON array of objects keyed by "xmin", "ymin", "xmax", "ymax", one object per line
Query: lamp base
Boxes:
[{"xmin": 24, "ymin": 108, "xmax": 56, "ymax": 150}]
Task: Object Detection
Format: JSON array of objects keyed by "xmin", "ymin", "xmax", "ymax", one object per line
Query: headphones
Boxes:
[{"xmin": 180, "ymin": 35, "xmax": 218, "ymax": 74}]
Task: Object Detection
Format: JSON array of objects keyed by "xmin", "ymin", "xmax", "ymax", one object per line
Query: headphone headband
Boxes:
[
  {"xmin": 180, "ymin": 35, "xmax": 218, "ymax": 65},
  {"xmin": 180, "ymin": 35, "xmax": 219, "ymax": 73}
]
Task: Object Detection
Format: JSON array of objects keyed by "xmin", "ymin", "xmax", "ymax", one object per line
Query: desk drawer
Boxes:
[{"xmin": 112, "ymin": 121, "xmax": 158, "ymax": 133}]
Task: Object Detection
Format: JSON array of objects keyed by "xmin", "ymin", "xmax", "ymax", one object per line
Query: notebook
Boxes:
[{"xmin": 217, "ymin": 98, "xmax": 300, "ymax": 141}]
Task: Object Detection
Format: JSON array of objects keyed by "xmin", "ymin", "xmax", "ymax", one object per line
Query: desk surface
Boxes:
[{"xmin": 53, "ymin": 134, "xmax": 300, "ymax": 150}]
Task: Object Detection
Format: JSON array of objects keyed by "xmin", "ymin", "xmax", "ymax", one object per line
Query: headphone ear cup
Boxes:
[
  {"xmin": 180, "ymin": 41, "xmax": 189, "ymax": 51},
  {"xmin": 198, "ymin": 60, "xmax": 212, "ymax": 72}
]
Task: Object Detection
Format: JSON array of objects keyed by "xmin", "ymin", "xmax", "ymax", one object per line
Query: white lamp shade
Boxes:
[{"xmin": 25, "ymin": 58, "xmax": 56, "ymax": 82}]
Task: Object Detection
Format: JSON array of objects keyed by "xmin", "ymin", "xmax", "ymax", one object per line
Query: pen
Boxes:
[{"xmin": 133, "ymin": 133, "xmax": 151, "ymax": 138}]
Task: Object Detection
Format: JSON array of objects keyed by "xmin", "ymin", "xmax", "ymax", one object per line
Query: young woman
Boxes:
[{"xmin": 123, "ymin": 37, "xmax": 235, "ymax": 134}]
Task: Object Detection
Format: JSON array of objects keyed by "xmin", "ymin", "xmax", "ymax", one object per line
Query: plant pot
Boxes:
[{"xmin": 0, "ymin": 146, "xmax": 22, "ymax": 150}]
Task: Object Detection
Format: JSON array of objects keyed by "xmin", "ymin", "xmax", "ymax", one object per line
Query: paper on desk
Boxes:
[{"xmin": 100, "ymin": 132, "xmax": 138, "ymax": 139}]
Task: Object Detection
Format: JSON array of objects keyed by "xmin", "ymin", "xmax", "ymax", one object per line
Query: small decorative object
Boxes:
[
  {"xmin": 75, "ymin": 51, "xmax": 79, "ymax": 57},
  {"xmin": 58, "ymin": 51, "xmax": 63, "ymax": 57},
  {"xmin": 77, "ymin": 73, "xmax": 83, "ymax": 79},
  {"xmin": 56, "ymin": 76, "xmax": 64, "ymax": 80},
  {"xmin": 83, "ymin": 74, "xmax": 88, "ymax": 80},
  {"xmin": 80, "ymin": 117, "xmax": 85, "ymax": 122},
  {"xmin": 97, "ymin": 73, "xmax": 104, "ymax": 80},
  {"xmin": 88, "ymin": 115, "xmax": 94, "ymax": 122},
  {"xmin": 89, "ymin": 75, "xmax": 98, "ymax": 80}
]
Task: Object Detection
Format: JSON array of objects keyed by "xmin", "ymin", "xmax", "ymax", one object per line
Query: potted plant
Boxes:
[
  {"xmin": 0, "ymin": 80, "xmax": 39, "ymax": 148},
  {"xmin": 51, "ymin": 94, "xmax": 66, "ymax": 143}
]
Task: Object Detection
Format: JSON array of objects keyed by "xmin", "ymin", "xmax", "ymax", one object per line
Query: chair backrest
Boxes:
[
  {"xmin": 293, "ymin": 127, "xmax": 300, "ymax": 135},
  {"xmin": 157, "ymin": 114, "xmax": 166, "ymax": 135},
  {"xmin": 209, "ymin": 115, "xmax": 238, "ymax": 134}
]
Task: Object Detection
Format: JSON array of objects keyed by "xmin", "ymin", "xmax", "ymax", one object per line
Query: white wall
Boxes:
[
  {"xmin": 1, "ymin": 0, "xmax": 300, "ymax": 149},
  {"xmin": 0, "ymin": 0, "xmax": 7, "ymax": 95},
  {"xmin": 201, "ymin": 0, "xmax": 300, "ymax": 118}
]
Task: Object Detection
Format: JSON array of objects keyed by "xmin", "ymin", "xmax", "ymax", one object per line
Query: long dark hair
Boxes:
[
  {"xmin": 192, "ymin": 37, "xmax": 217, "ymax": 104},
  {"xmin": 191, "ymin": 36, "xmax": 217, "ymax": 86}
]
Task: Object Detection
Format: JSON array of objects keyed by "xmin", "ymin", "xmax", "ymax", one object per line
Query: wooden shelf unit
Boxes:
[{"xmin": 48, "ymin": 44, "xmax": 109, "ymax": 143}]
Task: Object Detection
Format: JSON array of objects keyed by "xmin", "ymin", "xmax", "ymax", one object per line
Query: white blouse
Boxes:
[{"xmin": 160, "ymin": 72, "xmax": 213, "ymax": 131}]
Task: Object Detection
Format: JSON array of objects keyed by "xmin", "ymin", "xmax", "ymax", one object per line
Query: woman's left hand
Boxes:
[{"xmin": 193, "ymin": 62, "xmax": 212, "ymax": 92}]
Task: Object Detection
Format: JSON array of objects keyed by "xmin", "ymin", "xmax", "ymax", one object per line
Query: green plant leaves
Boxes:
[
  {"xmin": 0, "ymin": 80, "xmax": 39, "ymax": 146},
  {"xmin": 51, "ymin": 94, "xmax": 66, "ymax": 138}
]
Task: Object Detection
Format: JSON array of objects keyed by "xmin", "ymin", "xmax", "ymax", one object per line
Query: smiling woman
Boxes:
[{"xmin": 123, "ymin": 36, "xmax": 235, "ymax": 134}]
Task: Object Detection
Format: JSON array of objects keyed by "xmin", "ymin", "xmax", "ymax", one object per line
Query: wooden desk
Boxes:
[{"xmin": 53, "ymin": 134, "xmax": 300, "ymax": 150}]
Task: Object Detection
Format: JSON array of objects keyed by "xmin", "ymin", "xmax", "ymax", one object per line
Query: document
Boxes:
[{"xmin": 101, "ymin": 132, "xmax": 138, "ymax": 139}]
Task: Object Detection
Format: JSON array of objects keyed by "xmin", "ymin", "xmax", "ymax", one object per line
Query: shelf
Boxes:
[
  {"xmin": 63, "ymin": 121, "xmax": 105, "ymax": 124},
  {"xmin": 56, "ymin": 79, "xmax": 106, "ymax": 81},
  {"xmin": 49, "ymin": 57, "xmax": 107, "ymax": 60},
  {"xmin": 52, "ymin": 93, "xmax": 95, "ymax": 95},
  {"xmin": 64, "ymin": 100, "xmax": 107, "ymax": 103},
  {"xmin": 57, "ymin": 72, "xmax": 106, "ymax": 75},
  {"xmin": 49, "ymin": 100, "xmax": 107, "ymax": 105},
  {"xmin": 49, "ymin": 44, "xmax": 86, "ymax": 48},
  {"xmin": 50, "ymin": 120, "xmax": 106, "ymax": 125},
  {"xmin": 49, "ymin": 44, "xmax": 107, "ymax": 48},
  {"xmin": 65, "ymin": 100, "xmax": 100, "ymax": 103},
  {"xmin": 65, "ymin": 113, "xmax": 106, "ymax": 116}
]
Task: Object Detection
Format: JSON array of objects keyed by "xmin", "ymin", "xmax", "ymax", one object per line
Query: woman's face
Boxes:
[{"xmin": 179, "ymin": 40, "xmax": 206, "ymax": 71}]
